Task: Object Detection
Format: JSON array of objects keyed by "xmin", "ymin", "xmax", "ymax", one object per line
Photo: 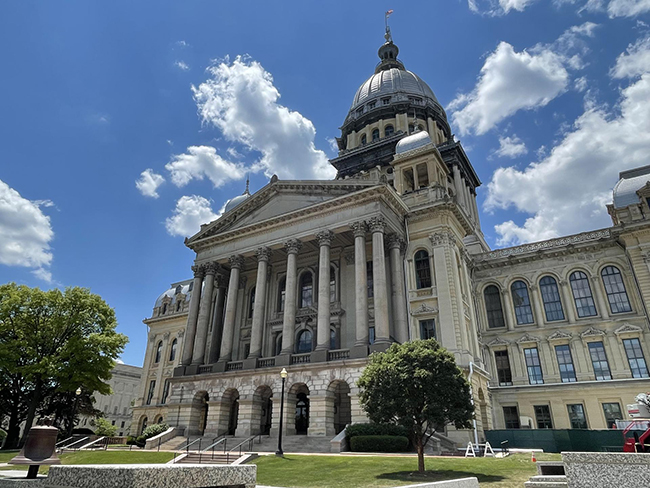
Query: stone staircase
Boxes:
[
  {"xmin": 524, "ymin": 475, "xmax": 568, "ymax": 488},
  {"xmin": 157, "ymin": 435, "xmax": 188, "ymax": 451}
]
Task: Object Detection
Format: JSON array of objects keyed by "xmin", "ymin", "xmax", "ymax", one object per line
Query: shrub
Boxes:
[
  {"xmin": 94, "ymin": 417, "xmax": 118, "ymax": 437},
  {"xmin": 346, "ymin": 423, "xmax": 410, "ymax": 440},
  {"xmin": 350, "ymin": 435, "xmax": 409, "ymax": 452},
  {"xmin": 141, "ymin": 423, "xmax": 169, "ymax": 440},
  {"xmin": 126, "ymin": 436, "xmax": 137, "ymax": 446},
  {"xmin": 135, "ymin": 435, "xmax": 147, "ymax": 447}
]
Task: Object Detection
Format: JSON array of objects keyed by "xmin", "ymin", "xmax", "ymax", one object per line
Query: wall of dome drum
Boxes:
[{"xmin": 613, "ymin": 165, "xmax": 650, "ymax": 209}]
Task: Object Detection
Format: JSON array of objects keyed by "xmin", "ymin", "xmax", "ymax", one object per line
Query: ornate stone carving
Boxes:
[
  {"xmin": 547, "ymin": 330, "xmax": 572, "ymax": 341},
  {"xmin": 386, "ymin": 234, "xmax": 406, "ymax": 252},
  {"xmin": 229, "ymin": 254, "xmax": 244, "ymax": 269},
  {"xmin": 316, "ymin": 230, "xmax": 334, "ymax": 247},
  {"xmin": 285, "ymin": 238, "xmax": 302, "ymax": 254},
  {"xmin": 580, "ymin": 326, "xmax": 606, "ymax": 338},
  {"xmin": 429, "ymin": 231, "xmax": 456, "ymax": 248},
  {"xmin": 350, "ymin": 221, "xmax": 367, "ymax": 238},
  {"xmin": 486, "ymin": 336, "xmax": 510, "ymax": 347},
  {"xmin": 367, "ymin": 216, "xmax": 386, "ymax": 233},
  {"xmin": 191, "ymin": 265, "xmax": 205, "ymax": 279},
  {"xmin": 163, "ymin": 332, "xmax": 170, "ymax": 340},
  {"xmin": 614, "ymin": 323, "xmax": 643, "ymax": 335},
  {"xmin": 410, "ymin": 303, "xmax": 438, "ymax": 316},
  {"xmin": 256, "ymin": 246, "xmax": 271, "ymax": 262},
  {"xmin": 529, "ymin": 284, "xmax": 538, "ymax": 292},
  {"xmin": 214, "ymin": 274, "xmax": 227, "ymax": 288},
  {"xmin": 516, "ymin": 333, "xmax": 541, "ymax": 344},
  {"xmin": 202, "ymin": 262, "xmax": 220, "ymax": 275},
  {"xmin": 344, "ymin": 252, "xmax": 355, "ymax": 265},
  {"xmin": 177, "ymin": 329, "xmax": 185, "ymax": 338}
]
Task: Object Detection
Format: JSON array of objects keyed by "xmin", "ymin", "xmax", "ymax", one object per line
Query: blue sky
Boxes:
[{"xmin": 2, "ymin": 0, "xmax": 650, "ymax": 366}]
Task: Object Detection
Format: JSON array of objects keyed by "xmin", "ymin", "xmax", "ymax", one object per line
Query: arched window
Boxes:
[
  {"xmin": 601, "ymin": 266, "xmax": 632, "ymax": 313},
  {"xmin": 300, "ymin": 273, "xmax": 313, "ymax": 308},
  {"xmin": 360, "ymin": 134, "xmax": 367, "ymax": 145},
  {"xmin": 141, "ymin": 417, "xmax": 148, "ymax": 434},
  {"xmin": 372, "ymin": 128, "xmax": 380, "ymax": 142},
  {"xmin": 511, "ymin": 281, "xmax": 534, "ymax": 325},
  {"xmin": 484, "ymin": 285, "xmax": 505, "ymax": 328},
  {"xmin": 330, "ymin": 266, "xmax": 336, "ymax": 303},
  {"xmin": 540, "ymin": 276, "xmax": 564, "ymax": 321},
  {"xmin": 154, "ymin": 341, "xmax": 163, "ymax": 363},
  {"xmin": 248, "ymin": 287, "xmax": 256, "ymax": 319},
  {"xmin": 414, "ymin": 250, "xmax": 432, "ymax": 289},
  {"xmin": 330, "ymin": 328, "xmax": 338, "ymax": 350},
  {"xmin": 275, "ymin": 334, "xmax": 283, "ymax": 356},
  {"xmin": 161, "ymin": 303, "xmax": 168, "ymax": 314},
  {"xmin": 384, "ymin": 125, "xmax": 394, "ymax": 137},
  {"xmin": 297, "ymin": 330, "xmax": 313, "ymax": 354},
  {"xmin": 570, "ymin": 271, "xmax": 597, "ymax": 317},
  {"xmin": 278, "ymin": 277, "xmax": 286, "ymax": 312},
  {"xmin": 169, "ymin": 339, "xmax": 178, "ymax": 362}
]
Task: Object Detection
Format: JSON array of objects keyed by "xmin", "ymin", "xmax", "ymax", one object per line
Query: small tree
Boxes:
[
  {"xmin": 94, "ymin": 417, "xmax": 118, "ymax": 437},
  {"xmin": 357, "ymin": 339, "xmax": 474, "ymax": 472}
]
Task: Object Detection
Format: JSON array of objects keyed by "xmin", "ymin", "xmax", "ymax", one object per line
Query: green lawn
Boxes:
[{"xmin": 253, "ymin": 453, "xmax": 561, "ymax": 488}]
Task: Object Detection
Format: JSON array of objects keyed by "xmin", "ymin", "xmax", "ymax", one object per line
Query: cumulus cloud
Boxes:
[
  {"xmin": 471, "ymin": 0, "xmax": 650, "ymax": 16},
  {"xmin": 165, "ymin": 195, "xmax": 220, "ymax": 237},
  {"xmin": 0, "ymin": 180, "xmax": 54, "ymax": 280},
  {"xmin": 611, "ymin": 36, "xmax": 650, "ymax": 78},
  {"xmin": 486, "ymin": 39, "xmax": 650, "ymax": 246},
  {"xmin": 494, "ymin": 135, "xmax": 528, "ymax": 158},
  {"xmin": 449, "ymin": 24, "xmax": 596, "ymax": 135},
  {"xmin": 135, "ymin": 169, "xmax": 165, "ymax": 198},
  {"xmin": 468, "ymin": 0, "xmax": 540, "ymax": 15},
  {"xmin": 192, "ymin": 56, "xmax": 335, "ymax": 179},
  {"xmin": 607, "ymin": 0, "xmax": 650, "ymax": 16},
  {"xmin": 165, "ymin": 145, "xmax": 245, "ymax": 188}
]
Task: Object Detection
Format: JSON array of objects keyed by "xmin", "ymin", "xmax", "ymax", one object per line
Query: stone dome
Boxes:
[
  {"xmin": 395, "ymin": 129, "xmax": 433, "ymax": 155},
  {"xmin": 613, "ymin": 165, "xmax": 650, "ymax": 208},
  {"xmin": 154, "ymin": 280, "xmax": 196, "ymax": 309},
  {"xmin": 224, "ymin": 192, "xmax": 251, "ymax": 213}
]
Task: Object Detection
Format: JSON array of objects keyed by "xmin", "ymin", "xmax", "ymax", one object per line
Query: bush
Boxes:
[
  {"xmin": 135, "ymin": 435, "xmax": 147, "ymax": 447},
  {"xmin": 94, "ymin": 417, "xmax": 118, "ymax": 437},
  {"xmin": 141, "ymin": 422, "xmax": 169, "ymax": 440},
  {"xmin": 350, "ymin": 435, "xmax": 409, "ymax": 452},
  {"xmin": 346, "ymin": 423, "xmax": 410, "ymax": 439},
  {"xmin": 126, "ymin": 436, "xmax": 137, "ymax": 446}
]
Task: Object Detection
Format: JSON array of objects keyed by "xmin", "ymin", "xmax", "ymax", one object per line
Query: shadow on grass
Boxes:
[{"xmin": 376, "ymin": 470, "xmax": 505, "ymax": 484}]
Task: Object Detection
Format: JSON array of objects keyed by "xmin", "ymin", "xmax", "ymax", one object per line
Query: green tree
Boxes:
[
  {"xmin": 357, "ymin": 339, "xmax": 474, "ymax": 472},
  {"xmin": 0, "ymin": 283, "xmax": 128, "ymax": 449},
  {"xmin": 93, "ymin": 417, "xmax": 118, "ymax": 437}
]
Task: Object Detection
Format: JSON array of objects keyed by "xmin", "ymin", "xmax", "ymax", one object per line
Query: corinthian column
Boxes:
[
  {"xmin": 182, "ymin": 265, "xmax": 204, "ymax": 366},
  {"xmin": 249, "ymin": 247, "xmax": 271, "ymax": 359},
  {"xmin": 218, "ymin": 255, "xmax": 243, "ymax": 364},
  {"xmin": 351, "ymin": 221, "xmax": 369, "ymax": 347},
  {"xmin": 387, "ymin": 234, "xmax": 409, "ymax": 344},
  {"xmin": 281, "ymin": 239, "xmax": 302, "ymax": 355},
  {"xmin": 207, "ymin": 276, "xmax": 227, "ymax": 364},
  {"xmin": 369, "ymin": 217, "xmax": 390, "ymax": 346},
  {"xmin": 315, "ymin": 230, "xmax": 334, "ymax": 351},
  {"xmin": 192, "ymin": 263, "xmax": 219, "ymax": 365}
]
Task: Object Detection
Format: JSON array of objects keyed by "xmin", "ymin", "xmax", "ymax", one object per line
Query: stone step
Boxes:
[
  {"xmin": 524, "ymin": 475, "xmax": 568, "ymax": 488},
  {"xmin": 177, "ymin": 452, "xmax": 236, "ymax": 464}
]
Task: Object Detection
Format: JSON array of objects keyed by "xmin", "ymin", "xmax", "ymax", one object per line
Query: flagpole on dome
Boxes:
[{"xmin": 385, "ymin": 9, "xmax": 394, "ymax": 43}]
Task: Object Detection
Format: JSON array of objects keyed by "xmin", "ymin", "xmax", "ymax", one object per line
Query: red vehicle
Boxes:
[{"xmin": 622, "ymin": 420, "xmax": 650, "ymax": 452}]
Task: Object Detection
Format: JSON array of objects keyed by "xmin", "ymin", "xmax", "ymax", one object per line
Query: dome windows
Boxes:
[
  {"xmin": 382, "ymin": 97, "xmax": 391, "ymax": 105},
  {"xmin": 360, "ymin": 134, "xmax": 367, "ymax": 145},
  {"xmin": 367, "ymin": 101, "xmax": 376, "ymax": 110},
  {"xmin": 384, "ymin": 125, "xmax": 394, "ymax": 137},
  {"xmin": 372, "ymin": 129, "xmax": 380, "ymax": 142}
]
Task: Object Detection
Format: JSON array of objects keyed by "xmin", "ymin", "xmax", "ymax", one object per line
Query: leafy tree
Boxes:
[
  {"xmin": 94, "ymin": 417, "xmax": 118, "ymax": 437},
  {"xmin": 357, "ymin": 339, "xmax": 474, "ymax": 472},
  {"xmin": 0, "ymin": 283, "xmax": 128, "ymax": 449}
]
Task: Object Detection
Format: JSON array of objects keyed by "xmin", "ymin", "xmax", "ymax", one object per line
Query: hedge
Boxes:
[
  {"xmin": 346, "ymin": 423, "xmax": 410, "ymax": 439},
  {"xmin": 141, "ymin": 423, "xmax": 169, "ymax": 439},
  {"xmin": 350, "ymin": 435, "xmax": 409, "ymax": 452}
]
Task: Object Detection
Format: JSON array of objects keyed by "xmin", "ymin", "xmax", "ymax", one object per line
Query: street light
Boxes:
[
  {"xmin": 275, "ymin": 368, "xmax": 288, "ymax": 457},
  {"xmin": 68, "ymin": 387, "xmax": 82, "ymax": 437}
]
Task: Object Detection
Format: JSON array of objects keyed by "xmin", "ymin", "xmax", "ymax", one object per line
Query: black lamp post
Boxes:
[
  {"xmin": 275, "ymin": 367, "xmax": 288, "ymax": 457},
  {"xmin": 67, "ymin": 387, "xmax": 82, "ymax": 437}
]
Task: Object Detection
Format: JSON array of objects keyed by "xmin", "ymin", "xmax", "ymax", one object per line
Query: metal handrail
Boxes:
[
  {"xmin": 201, "ymin": 436, "xmax": 228, "ymax": 461},
  {"xmin": 173, "ymin": 437, "xmax": 202, "ymax": 463},
  {"xmin": 58, "ymin": 436, "xmax": 89, "ymax": 452},
  {"xmin": 226, "ymin": 434, "xmax": 262, "ymax": 463},
  {"xmin": 55, "ymin": 436, "xmax": 75, "ymax": 448}
]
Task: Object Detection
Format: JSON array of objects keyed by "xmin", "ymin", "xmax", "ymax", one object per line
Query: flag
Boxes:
[{"xmin": 386, "ymin": 9, "xmax": 394, "ymax": 17}]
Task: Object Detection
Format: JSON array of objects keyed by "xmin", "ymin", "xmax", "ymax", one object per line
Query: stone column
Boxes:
[
  {"xmin": 453, "ymin": 165, "xmax": 464, "ymax": 208},
  {"xmin": 591, "ymin": 276, "xmax": 610, "ymax": 320},
  {"xmin": 530, "ymin": 284, "xmax": 546, "ymax": 327},
  {"xmin": 217, "ymin": 255, "xmax": 243, "ymax": 366},
  {"xmin": 192, "ymin": 263, "xmax": 218, "ymax": 365},
  {"xmin": 387, "ymin": 235, "xmax": 409, "ymax": 343},
  {"xmin": 559, "ymin": 280, "xmax": 577, "ymax": 323},
  {"xmin": 249, "ymin": 247, "xmax": 271, "ymax": 359},
  {"xmin": 351, "ymin": 222, "xmax": 369, "ymax": 355},
  {"xmin": 207, "ymin": 277, "xmax": 227, "ymax": 364},
  {"xmin": 315, "ymin": 230, "xmax": 334, "ymax": 354},
  {"xmin": 181, "ymin": 266, "xmax": 204, "ymax": 366},
  {"xmin": 369, "ymin": 217, "xmax": 391, "ymax": 347},
  {"xmin": 502, "ymin": 289, "xmax": 516, "ymax": 331},
  {"xmin": 280, "ymin": 239, "xmax": 302, "ymax": 356}
]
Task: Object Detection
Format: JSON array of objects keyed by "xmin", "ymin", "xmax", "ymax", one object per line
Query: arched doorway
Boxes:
[
  {"xmin": 193, "ymin": 392, "xmax": 209, "ymax": 435},
  {"xmin": 139, "ymin": 416, "xmax": 148, "ymax": 435},
  {"xmin": 296, "ymin": 393, "xmax": 309, "ymax": 435},
  {"xmin": 287, "ymin": 383, "xmax": 310, "ymax": 436},
  {"xmin": 328, "ymin": 380, "xmax": 351, "ymax": 435},
  {"xmin": 254, "ymin": 386, "xmax": 273, "ymax": 435},
  {"xmin": 223, "ymin": 389, "xmax": 240, "ymax": 436}
]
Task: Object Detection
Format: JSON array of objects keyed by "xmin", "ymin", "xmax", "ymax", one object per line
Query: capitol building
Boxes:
[{"xmin": 131, "ymin": 30, "xmax": 650, "ymax": 448}]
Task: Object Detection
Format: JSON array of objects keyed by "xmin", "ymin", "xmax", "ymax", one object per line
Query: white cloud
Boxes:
[
  {"xmin": 174, "ymin": 60, "xmax": 190, "ymax": 71},
  {"xmin": 0, "ymin": 180, "xmax": 54, "ymax": 278},
  {"xmin": 468, "ymin": 0, "xmax": 538, "ymax": 14},
  {"xmin": 135, "ymin": 169, "xmax": 165, "ymax": 198},
  {"xmin": 165, "ymin": 145, "xmax": 245, "ymax": 188},
  {"xmin": 165, "ymin": 195, "xmax": 220, "ymax": 237},
  {"xmin": 192, "ymin": 56, "xmax": 335, "ymax": 180},
  {"xmin": 611, "ymin": 36, "xmax": 650, "ymax": 78},
  {"xmin": 486, "ymin": 43, "xmax": 650, "ymax": 246},
  {"xmin": 32, "ymin": 268, "xmax": 52, "ymax": 283},
  {"xmin": 608, "ymin": 0, "xmax": 650, "ymax": 16},
  {"xmin": 494, "ymin": 135, "xmax": 528, "ymax": 158},
  {"xmin": 574, "ymin": 76, "xmax": 589, "ymax": 92},
  {"xmin": 500, "ymin": 0, "xmax": 538, "ymax": 12}
]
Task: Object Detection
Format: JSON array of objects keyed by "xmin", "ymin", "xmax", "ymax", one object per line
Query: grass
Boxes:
[
  {"xmin": 0, "ymin": 450, "xmax": 173, "ymax": 474},
  {"xmin": 253, "ymin": 453, "xmax": 562, "ymax": 488}
]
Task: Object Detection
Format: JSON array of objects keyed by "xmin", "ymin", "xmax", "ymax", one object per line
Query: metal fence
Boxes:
[{"xmin": 485, "ymin": 429, "xmax": 641, "ymax": 453}]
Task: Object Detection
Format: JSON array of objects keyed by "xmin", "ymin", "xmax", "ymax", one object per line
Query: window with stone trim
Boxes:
[
  {"xmin": 275, "ymin": 334, "xmax": 283, "ymax": 356},
  {"xmin": 372, "ymin": 128, "xmax": 380, "ymax": 142},
  {"xmin": 360, "ymin": 134, "xmax": 367, "ymax": 145},
  {"xmin": 300, "ymin": 273, "xmax": 313, "ymax": 308},
  {"xmin": 484, "ymin": 285, "xmax": 506, "ymax": 329},
  {"xmin": 146, "ymin": 380, "xmax": 156, "ymax": 406},
  {"xmin": 414, "ymin": 250, "xmax": 432, "ymax": 289},
  {"xmin": 623, "ymin": 338, "xmax": 649, "ymax": 378},
  {"xmin": 330, "ymin": 328, "xmax": 338, "ymax": 350},
  {"xmin": 366, "ymin": 261, "xmax": 374, "ymax": 298},
  {"xmin": 169, "ymin": 339, "xmax": 178, "ymax": 362},
  {"xmin": 534, "ymin": 405, "xmax": 553, "ymax": 429},
  {"xmin": 384, "ymin": 125, "xmax": 394, "ymax": 137},
  {"xmin": 540, "ymin": 276, "xmax": 565, "ymax": 321},
  {"xmin": 602, "ymin": 402, "xmax": 623, "ymax": 428},
  {"xmin": 503, "ymin": 406, "xmax": 520, "ymax": 429},
  {"xmin": 297, "ymin": 330, "xmax": 313, "ymax": 354},
  {"xmin": 569, "ymin": 271, "xmax": 597, "ymax": 317},
  {"xmin": 555, "ymin": 344, "xmax": 577, "ymax": 383},
  {"xmin": 278, "ymin": 277, "xmax": 286, "ymax": 312},
  {"xmin": 524, "ymin": 347, "xmax": 544, "ymax": 384},
  {"xmin": 511, "ymin": 281, "xmax": 534, "ymax": 325},
  {"xmin": 419, "ymin": 319, "xmax": 436, "ymax": 340},
  {"xmin": 494, "ymin": 350, "xmax": 513, "ymax": 386},
  {"xmin": 161, "ymin": 380, "xmax": 170, "ymax": 405},
  {"xmin": 601, "ymin": 266, "xmax": 632, "ymax": 314},
  {"xmin": 368, "ymin": 326, "xmax": 375, "ymax": 345},
  {"xmin": 154, "ymin": 341, "xmax": 162, "ymax": 363},
  {"xmin": 588, "ymin": 341, "xmax": 612, "ymax": 380},
  {"xmin": 248, "ymin": 287, "xmax": 256, "ymax": 318},
  {"xmin": 567, "ymin": 404, "xmax": 588, "ymax": 429},
  {"xmin": 330, "ymin": 266, "xmax": 336, "ymax": 303}
]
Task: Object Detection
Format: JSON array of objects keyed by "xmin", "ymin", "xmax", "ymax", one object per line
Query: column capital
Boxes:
[
  {"xmin": 558, "ymin": 279, "xmax": 568, "ymax": 287},
  {"xmin": 229, "ymin": 254, "xmax": 244, "ymax": 269},
  {"xmin": 215, "ymin": 274, "xmax": 227, "ymax": 288},
  {"xmin": 429, "ymin": 231, "xmax": 457, "ymax": 248},
  {"xmin": 316, "ymin": 230, "xmax": 334, "ymax": 247},
  {"xmin": 367, "ymin": 216, "xmax": 386, "ymax": 234},
  {"xmin": 191, "ymin": 265, "xmax": 205, "ymax": 279},
  {"xmin": 202, "ymin": 262, "xmax": 220, "ymax": 276},
  {"xmin": 386, "ymin": 234, "xmax": 406, "ymax": 252},
  {"xmin": 530, "ymin": 284, "xmax": 538, "ymax": 292},
  {"xmin": 256, "ymin": 246, "xmax": 271, "ymax": 262},
  {"xmin": 350, "ymin": 221, "xmax": 368, "ymax": 238},
  {"xmin": 284, "ymin": 238, "xmax": 303, "ymax": 254}
]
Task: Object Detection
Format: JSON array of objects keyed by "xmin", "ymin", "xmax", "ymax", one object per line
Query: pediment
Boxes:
[
  {"xmin": 516, "ymin": 333, "xmax": 541, "ymax": 344},
  {"xmin": 486, "ymin": 336, "xmax": 509, "ymax": 347},
  {"xmin": 581, "ymin": 326, "xmax": 606, "ymax": 338},
  {"xmin": 411, "ymin": 303, "xmax": 439, "ymax": 316},
  {"xmin": 547, "ymin": 330, "xmax": 572, "ymax": 341},
  {"xmin": 615, "ymin": 323, "xmax": 643, "ymax": 335}
]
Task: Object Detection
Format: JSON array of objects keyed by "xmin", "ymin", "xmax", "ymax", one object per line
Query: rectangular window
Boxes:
[
  {"xmin": 420, "ymin": 319, "xmax": 436, "ymax": 340},
  {"xmin": 567, "ymin": 404, "xmax": 588, "ymax": 429},
  {"xmin": 555, "ymin": 344, "xmax": 577, "ymax": 383},
  {"xmin": 367, "ymin": 261, "xmax": 374, "ymax": 298},
  {"xmin": 524, "ymin": 347, "xmax": 544, "ymax": 385},
  {"xmin": 121, "ymin": 421, "xmax": 125, "ymax": 428},
  {"xmin": 494, "ymin": 350, "xmax": 513, "ymax": 386},
  {"xmin": 602, "ymin": 403, "xmax": 623, "ymax": 429},
  {"xmin": 534, "ymin": 405, "xmax": 553, "ymax": 429},
  {"xmin": 368, "ymin": 326, "xmax": 375, "ymax": 345},
  {"xmin": 146, "ymin": 380, "xmax": 156, "ymax": 406},
  {"xmin": 161, "ymin": 380, "xmax": 170, "ymax": 405},
  {"xmin": 623, "ymin": 338, "xmax": 649, "ymax": 378},
  {"xmin": 503, "ymin": 406, "xmax": 520, "ymax": 429},
  {"xmin": 111, "ymin": 420, "xmax": 116, "ymax": 425},
  {"xmin": 588, "ymin": 341, "xmax": 612, "ymax": 380}
]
